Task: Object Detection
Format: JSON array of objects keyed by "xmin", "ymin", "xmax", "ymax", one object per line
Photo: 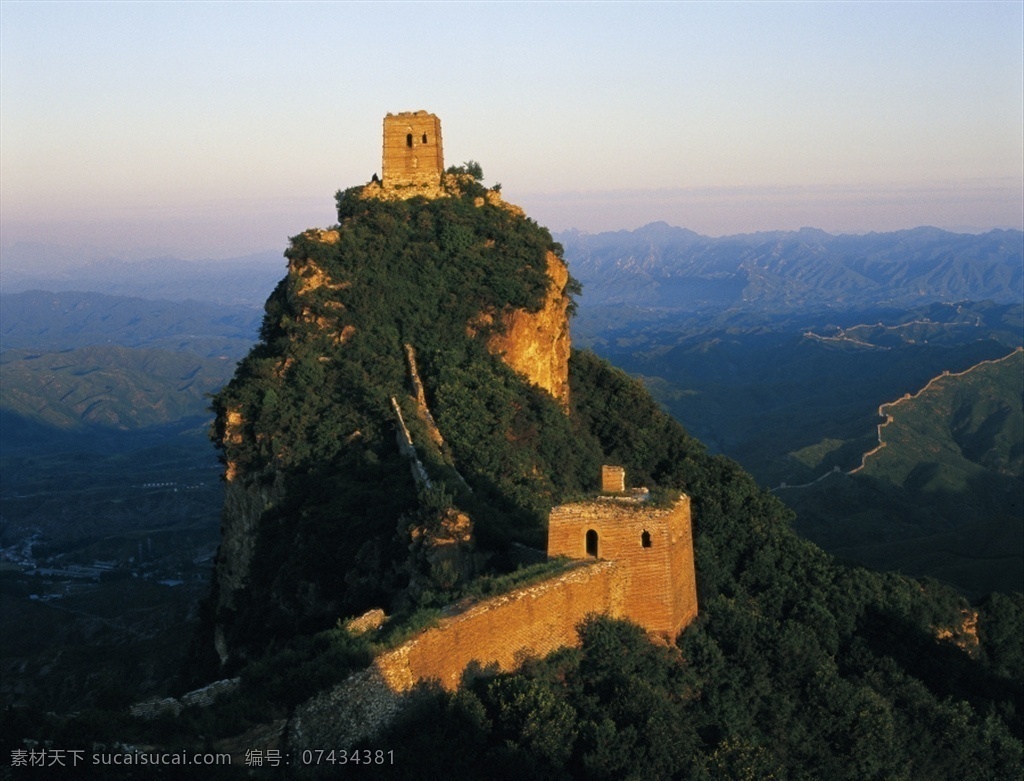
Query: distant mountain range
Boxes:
[
  {"xmin": 0, "ymin": 244, "xmax": 284, "ymax": 305},
  {"xmin": 0, "ymin": 291, "xmax": 254, "ymax": 456},
  {"xmin": 557, "ymin": 224, "xmax": 1023, "ymax": 596},
  {"xmin": 558, "ymin": 223, "xmax": 1023, "ymax": 312},
  {"xmin": 1, "ymin": 345, "xmax": 235, "ymax": 432},
  {"xmin": 5, "ymin": 226, "xmax": 1020, "ymax": 314},
  {"xmin": 0, "ymin": 290, "xmax": 261, "ymax": 358}
]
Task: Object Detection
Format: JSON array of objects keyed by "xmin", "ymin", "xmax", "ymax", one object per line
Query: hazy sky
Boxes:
[{"xmin": 2, "ymin": 1, "xmax": 1022, "ymax": 260}]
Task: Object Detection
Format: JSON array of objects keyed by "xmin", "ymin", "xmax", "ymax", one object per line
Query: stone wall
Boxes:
[
  {"xmin": 130, "ymin": 678, "xmax": 240, "ymax": 720},
  {"xmin": 288, "ymin": 496, "xmax": 698, "ymax": 750},
  {"xmin": 403, "ymin": 343, "xmax": 445, "ymax": 448},
  {"xmin": 548, "ymin": 495, "xmax": 698, "ymax": 641},
  {"xmin": 390, "ymin": 396, "xmax": 431, "ymax": 488}
]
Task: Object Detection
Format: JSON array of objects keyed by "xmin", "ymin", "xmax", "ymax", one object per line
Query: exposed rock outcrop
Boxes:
[{"xmin": 476, "ymin": 250, "xmax": 572, "ymax": 407}]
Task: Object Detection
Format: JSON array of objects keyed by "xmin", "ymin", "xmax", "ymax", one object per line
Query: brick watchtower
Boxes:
[
  {"xmin": 547, "ymin": 468, "xmax": 698, "ymax": 641},
  {"xmin": 382, "ymin": 111, "xmax": 444, "ymax": 189}
]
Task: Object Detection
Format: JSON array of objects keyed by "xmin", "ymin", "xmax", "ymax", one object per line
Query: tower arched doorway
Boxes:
[{"xmin": 585, "ymin": 529, "xmax": 599, "ymax": 558}]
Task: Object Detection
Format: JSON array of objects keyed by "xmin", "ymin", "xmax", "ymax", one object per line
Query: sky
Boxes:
[{"xmin": 2, "ymin": 1, "xmax": 1022, "ymax": 261}]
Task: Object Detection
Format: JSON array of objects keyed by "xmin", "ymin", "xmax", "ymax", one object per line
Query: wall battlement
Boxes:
[{"xmin": 601, "ymin": 465, "xmax": 626, "ymax": 492}]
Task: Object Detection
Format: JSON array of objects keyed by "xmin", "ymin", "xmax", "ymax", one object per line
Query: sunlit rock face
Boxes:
[{"xmin": 482, "ymin": 251, "xmax": 572, "ymax": 408}]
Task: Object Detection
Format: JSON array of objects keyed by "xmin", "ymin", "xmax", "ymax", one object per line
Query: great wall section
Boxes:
[
  {"xmin": 291, "ymin": 487, "xmax": 698, "ymax": 750},
  {"xmin": 851, "ymin": 346, "xmax": 1024, "ymax": 474},
  {"xmin": 290, "ymin": 559, "xmax": 626, "ymax": 749},
  {"xmin": 773, "ymin": 346, "xmax": 1024, "ymax": 490}
]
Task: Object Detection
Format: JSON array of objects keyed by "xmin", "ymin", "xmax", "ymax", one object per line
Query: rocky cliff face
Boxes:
[
  {"xmin": 213, "ymin": 407, "xmax": 285, "ymax": 663},
  {"xmin": 482, "ymin": 251, "xmax": 571, "ymax": 407}
]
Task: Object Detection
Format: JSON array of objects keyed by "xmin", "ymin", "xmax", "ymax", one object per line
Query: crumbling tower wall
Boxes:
[
  {"xmin": 548, "ymin": 476, "xmax": 698, "ymax": 642},
  {"xmin": 382, "ymin": 110, "xmax": 444, "ymax": 189}
]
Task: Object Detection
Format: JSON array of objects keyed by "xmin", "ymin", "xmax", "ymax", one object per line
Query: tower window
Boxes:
[
  {"xmin": 641, "ymin": 530, "xmax": 652, "ymax": 548},
  {"xmin": 422, "ymin": 133, "xmax": 428, "ymax": 143},
  {"xmin": 406, "ymin": 133, "xmax": 413, "ymax": 147},
  {"xmin": 585, "ymin": 529, "xmax": 599, "ymax": 558}
]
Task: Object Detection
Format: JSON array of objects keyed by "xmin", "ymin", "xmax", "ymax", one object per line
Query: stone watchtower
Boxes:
[
  {"xmin": 547, "ymin": 468, "xmax": 698, "ymax": 641},
  {"xmin": 382, "ymin": 111, "xmax": 444, "ymax": 189}
]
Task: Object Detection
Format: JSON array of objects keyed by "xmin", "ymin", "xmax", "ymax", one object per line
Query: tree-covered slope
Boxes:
[
  {"xmin": 193, "ymin": 176, "xmax": 1021, "ymax": 778},
  {"xmin": 204, "ymin": 174, "xmax": 609, "ymax": 662},
  {"xmin": 4, "ymin": 347, "xmax": 1020, "ymax": 780},
  {"xmin": 858, "ymin": 349, "xmax": 1023, "ymax": 484}
]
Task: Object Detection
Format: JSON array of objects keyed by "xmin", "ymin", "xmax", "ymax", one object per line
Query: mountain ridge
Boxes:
[
  {"xmin": 785, "ymin": 348, "xmax": 1023, "ymax": 595},
  {"xmin": 5, "ymin": 224, "xmax": 1019, "ymax": 310},
  {"xmin": 560, "ymin": 223, "xmax": 1023, "ymax": 312},
  {"xmin": 0, "ymin": 248, "xmax": 284, "ymax": 305},
  {"xmin": 853, "ymin": 347, "xmax": 1024, "ymax": 477},
  {"xmin": 0, "ymin": 345, "xmax": 235, "ymax": 435}
]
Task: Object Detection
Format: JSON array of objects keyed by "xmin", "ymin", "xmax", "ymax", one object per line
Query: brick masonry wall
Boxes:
[
  {"xmin": 601, "ymin": 465, "xmax": 626, "ymax": 492},
  {"xmin": 289, "ymin": 560, "xmax": 625, "ymax": 750},
  {"xmin": 289, "ymin": 499, "xmax": 698, "ymax": 750},
  {"xmin": 376, "ymin": 560, "xmax": 625, "ymax": 691}
]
